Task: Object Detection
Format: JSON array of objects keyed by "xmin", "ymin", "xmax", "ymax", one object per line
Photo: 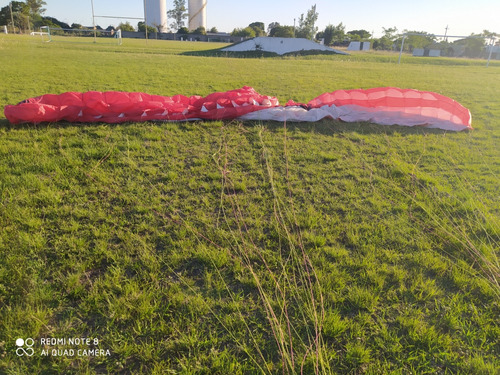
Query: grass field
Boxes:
[{"xmin": 0, "ymin": 35, "xmax": 499, "ymax": 374}]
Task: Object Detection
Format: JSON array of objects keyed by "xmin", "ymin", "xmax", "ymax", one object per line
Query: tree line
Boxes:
[
  {"xmin": 189, "ymin": 2, "xmax": 498, "ymax": 58},
  {"xmin": 1, "ymin": 0, "xmax": 46, "ymax": 33},
  {"xmin": 228, "ymin": 4, "xmax": 498, "ymax": 59}
]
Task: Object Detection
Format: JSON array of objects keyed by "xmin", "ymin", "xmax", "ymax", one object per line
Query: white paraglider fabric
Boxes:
[
  {"xmin": 239, "ymin": 104, "xmax": 470, "ymax": 131},
  {"xmin": 239, "ymin": 106, "xmax": 338, "ymax": 122}
]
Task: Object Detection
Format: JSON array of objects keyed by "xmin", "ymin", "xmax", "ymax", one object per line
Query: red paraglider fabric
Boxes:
[
  {"xmin": 307, "ymin": 87, "xmax": 471, "ymax": 129},
  {"xmin": 4, "ymin": 87, "xmax": 279, "ymax": 124},
  {"xmin": 4, "ymin": 86, "xmax": 472, "ymax": 131}
]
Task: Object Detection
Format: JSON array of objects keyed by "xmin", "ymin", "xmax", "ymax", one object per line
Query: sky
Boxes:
[{"xmin": 3, "ymin": 0, "xmax": 499, "ymax": 38}]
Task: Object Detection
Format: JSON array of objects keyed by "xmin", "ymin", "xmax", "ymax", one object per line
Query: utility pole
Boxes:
[
  {"xmin": 444, "ymin": 25, "xmax": 449, "ymax": 41},
  {"xmin": 9, "ymin": 2, "xmax": 15, "ymax": 34}
]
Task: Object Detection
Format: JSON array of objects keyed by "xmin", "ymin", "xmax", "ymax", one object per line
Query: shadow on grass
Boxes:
[
  {"xmin": 0, "ymin": 117, "xmax": 461, "ymax": 137},
  {"xmin": 0, "ymin": 118, "xmax": 149, "ymax": 132},
  {"xmin": 182, "ymin": 49, "xmax": 278, "ymax": 58},
  {"xmin": 181, "ymin": 49, "xmax": 346, "ymax": 59},
  {"xmin": 244, "ymin": 119, "xmax": 457, "ymax": 136}
]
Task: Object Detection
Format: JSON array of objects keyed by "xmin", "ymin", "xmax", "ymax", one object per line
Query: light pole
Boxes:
[{"xmin": 143, "ymin": 0, "xmax": 149, "ymax": 42}]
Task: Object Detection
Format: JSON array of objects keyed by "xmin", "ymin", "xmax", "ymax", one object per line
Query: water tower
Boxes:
[
  {"xmin": 188, "ymin": 0, "xmax": 207, "ymax": 31},
  {"xmin": 144, "ymin": 0, "xmax": 167, "ymax": 32}
]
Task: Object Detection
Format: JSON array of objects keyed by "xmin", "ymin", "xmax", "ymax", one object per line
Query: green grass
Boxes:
[{"xmin": 0, "ymin": 34, "xmax": 499, "ymax": 374}]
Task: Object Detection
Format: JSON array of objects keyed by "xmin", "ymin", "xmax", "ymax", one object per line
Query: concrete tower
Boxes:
[
  {"xmin": 144, "ymin": 0, "xmax": 167, "ymax": 32},
  {"xmin": 188, "ymin": 0, "xmax": 207, "ymax": 31}
]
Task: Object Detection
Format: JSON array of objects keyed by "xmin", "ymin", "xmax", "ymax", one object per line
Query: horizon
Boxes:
[{"xmin": 3, "ymin": 0, "xmax": 499, "ymax": 38}]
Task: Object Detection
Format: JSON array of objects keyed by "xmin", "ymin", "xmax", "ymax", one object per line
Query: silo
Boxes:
[
  {"xmin": 188, "ymin": 0, "xmax": 207, "ymax": 31},
  {"xmin": 144, "ymin": 0, "xmax": 167, "ymax": 32}
]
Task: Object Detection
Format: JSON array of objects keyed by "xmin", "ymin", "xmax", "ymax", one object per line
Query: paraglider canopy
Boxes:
[{"xmin": 4, "ymin": 87, "xmax": 472, "ymax": 131}]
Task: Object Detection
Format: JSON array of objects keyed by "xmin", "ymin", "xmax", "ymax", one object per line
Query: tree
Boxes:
[
  {"xmin": 25, "ymin": 0, "xmax": 46, "ymax": 16},
  {"xmin": 249, "ymin": 22, "xmax": 266, "ymax": 36},
  {"xmin": 167, "ymin": 0, "xmax": 188, "ymax": 31},
  {"xmin": 482, "ymin": 30, "xmax": 498, "ymax": 39},
  {"xmin": 192, "ymin": 26, "xmax": 206, "ymax": 35},
  {"xmin": 373, "ymin": 27, "xmax": 398, "ymax": 50},
  {"xmin": 0, "ymin": 2, "xmax": 24, "ymax": 32},
  {"xmin": 0, "ymin": 1, "xmax": 23, "ymax": 23},
  {"xmin": 267, "ymin": 22, "xmax": 280, "ymax": 35},
  {"xmin": 42, "ymin": 16, "xmax": 69, "ymax": 29},
  {"xmin": 398, "ymin": 30, "xmax": 436, "ymax": 52},
  {"xmin": 118, "ymin": 22, "xmax": 135, "ymax": 32},
  {"xmin": 269, "ymin": 25, "xmax": 295, "ymax": 38},
  {"xmin": 231, "ymin": 27, "xmax": 256, "ymax": 38},
  {"xmin": 382, "ymin": 26, "xmax": 398, "ymax": 40},
  {"xmin": 15, "ymin": 12, "xmax": 30, "ymax": 32},
  {"xmin": 322, "ymin": 24, "xmax": 334, "ymax": 45},
  {"xmin": 138, "ymin": 21, "xmax": 156, "ymax": 34},
  {"xmin": 347, "ymin": 29, "xmax": 371, "ymax": 41},
  {"xmin": 209, "ymin": 26, "xmax": 218, "ymax": 33},
  {"xmin": 320, "ymin": 23, "xmax": 345, "ymax": 45},
  {"xmin": 453, "ymin": 34, "xmax": 486, "ymax": 58},
  {"xmin": 21, "ymin": 0, "xmax": 45, "ymax": 31},
  {"xmin": 296, "ymin": 4, "xmax": 318, "ymax": 40}
]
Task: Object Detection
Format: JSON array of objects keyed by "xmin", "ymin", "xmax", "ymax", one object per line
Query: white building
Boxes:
[
  {"xmin": 188, "ymin": 0, "xmax": 207, "ymax": 31},
  {"xmin": 144, "ymin": 0, "xmax": 167, "ymax": 32}
]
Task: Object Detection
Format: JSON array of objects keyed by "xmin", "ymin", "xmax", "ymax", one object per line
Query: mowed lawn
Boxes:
[{"xmin": 0, "ymin": 35, "xmax": 499, "ymax": 374}]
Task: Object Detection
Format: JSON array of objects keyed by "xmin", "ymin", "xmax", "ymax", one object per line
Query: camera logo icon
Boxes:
[{"xmin": 16, "ymin": 338, "xmax": 35, "ymax": 356}]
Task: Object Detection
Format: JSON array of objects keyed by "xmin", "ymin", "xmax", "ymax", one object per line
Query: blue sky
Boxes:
[{"xmin": 3, "ymin": 0, "xmax": 499, "ymax": 37}]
